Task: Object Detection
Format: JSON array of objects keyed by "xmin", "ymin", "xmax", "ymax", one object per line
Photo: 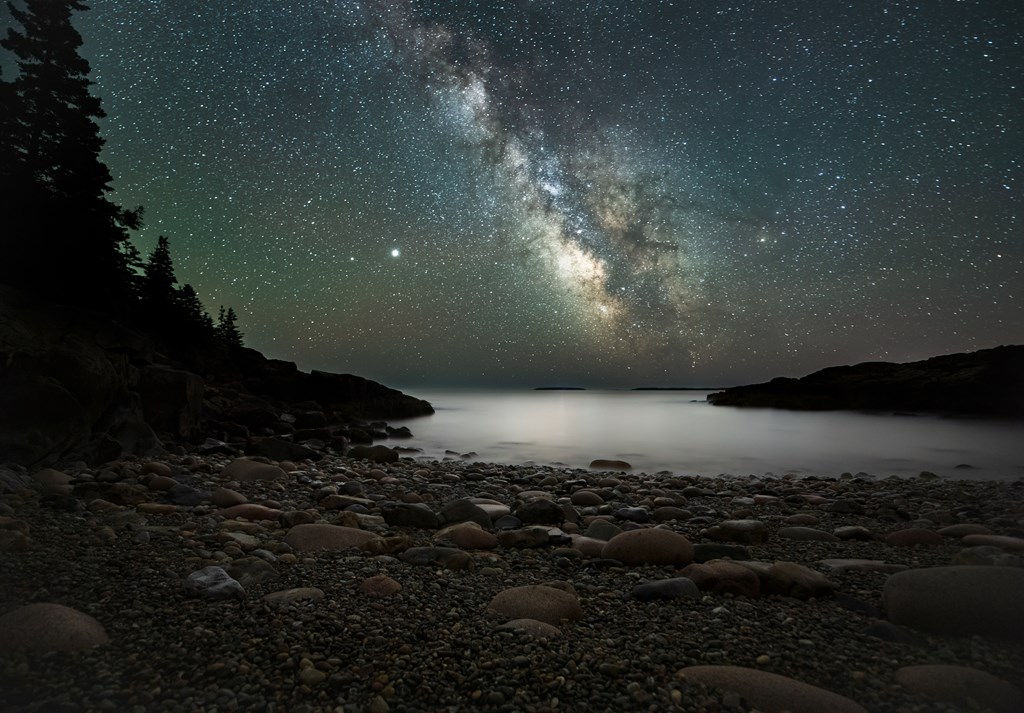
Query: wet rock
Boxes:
[
  {"xmin": 245, "ymin": 436, "xmax": 321, "ymax": 462},
  {"xmin": 614, "ymin": 506, "xmax": 650, "ymax": 523},
  {"xmin": 952, "ymin": 546, "xmax": 1021, "ymax": 567},
  {"xmin": 938, "ymin": 523, "xmax": 994, "ymax": 537},
  {"xmin": 224, "ymin": 557, "xmax": 279, "ymax": 587},
  {"xmin": 818, "ymin": 559, "xmax": 907, "ymax": 574},
  {"xmin": 570, "ymin": 490, "xmax": 604, "ymax": 506}
]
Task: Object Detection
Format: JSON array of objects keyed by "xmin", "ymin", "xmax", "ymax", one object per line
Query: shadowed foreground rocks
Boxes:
[
  {"xmin": 707, "ymin": 345, "xmax": 1024, "ymax": 416},
  {"xmin": 0, "ymin": 285, "xmax": 433, "ymax": 468}
]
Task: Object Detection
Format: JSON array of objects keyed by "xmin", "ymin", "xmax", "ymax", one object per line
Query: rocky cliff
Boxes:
[
  {"xmin": 0, "ymin": 286, "xmax": 433, "ymax": 467},
  {"xmin": 707, "ymin": 346, "xmax": 1024, "ymax": 417}
]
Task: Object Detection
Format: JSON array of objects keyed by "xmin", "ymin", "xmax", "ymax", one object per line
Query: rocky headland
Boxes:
[
  {"xmin": 707, "ymin": 345, "xmax": 1024, "ymax": 417},
  {"xmin": 0, "ymin": 285, "xmax": 433, "ymax": 469}
]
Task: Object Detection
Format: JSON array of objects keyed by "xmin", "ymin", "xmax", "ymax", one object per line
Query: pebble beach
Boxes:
[{"xmin": 2, "ymin": 450, "xmax": 1023, "ymax": 713}]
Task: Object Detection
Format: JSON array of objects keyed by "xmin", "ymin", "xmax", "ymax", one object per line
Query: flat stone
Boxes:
[
  {"xmin": 778, "ymin": 527, "xmax": 839, "ymax": 542},
  {"xmin": 262, "ymin": 587, "xmax": 325, "ymax": 608},
  {"xmin": 220, "ymin": 458, "xmax": 286, "ymax": 482},
  {"xmin": 883, "ymin": 566, "xmax": 1024, "ymax": 639},
  {"xmin": 284, "ymin": 524, "xmax": 379, "ymax": 552},
  {"xmin": 676, "ymin": 665, "xmax": 868, "ymax": 713},
  {"xmin": 961, "ymin": 534, "xmax": 1024, "ymax": 552},
  {"xmin": 833, "ymin": 526, "xmax": 873, "ymax": 541},
  {"xmin": 895, "ymin": 665, "xmax": 1022, "ymax": 713},
  {"xmin": 602, "ymin": 528, "xmax": 694, "ymax": 566},
  {"xmin": 218, "ymin": 504, "xmax": 282, "ymax": 521},
  {"xmin": 938, "ymin": 523, "xmax": 994, "ymax": 537},
  {"xmin": 819, "ymin": 559, "xmax": 907, "ymax": 574},
  {"xmin": 488, "ymin": 585, "xmax": 582, "ymax": 625},
  {"xmin": 495, "ymin": 618, "xmax": 562, "ymax": 638},
  {"xmin": 0, "ymin": 603, "xmax": 108, "ymax": 652},
  {"xmin": 885, "ymin": 528, "xmax": 944, "ymax": 546},
  {"xmin": 631, "ymin": 577, "xmax": 699, "ymax": 601}
]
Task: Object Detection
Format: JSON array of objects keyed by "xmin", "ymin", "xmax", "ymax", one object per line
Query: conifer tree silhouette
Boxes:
[{"xmin": 1, "ymin": 0, "xmax": 142, "ymax": 309}]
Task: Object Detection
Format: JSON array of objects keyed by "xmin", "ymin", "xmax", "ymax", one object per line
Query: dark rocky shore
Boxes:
[
  {"xmin": 707, "ymin": 345, "xmax": 1024, "ymax": 417},
  {"xmin": 2, "ymin": 452, "xmax": 1023, "ymax": 713}
]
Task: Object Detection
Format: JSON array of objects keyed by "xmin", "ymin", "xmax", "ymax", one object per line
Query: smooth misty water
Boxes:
[{"xmin": 392, "ymin": 389, "xmax": 1024, "ymax": 480}]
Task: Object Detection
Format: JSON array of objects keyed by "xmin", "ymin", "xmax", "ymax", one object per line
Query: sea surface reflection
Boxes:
[{"xmin": 392, "ymin": 389, "xmax": 1024, "ymax": 480}]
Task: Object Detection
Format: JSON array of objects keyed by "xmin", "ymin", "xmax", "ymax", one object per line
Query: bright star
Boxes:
[{"xmin": 391, "ymin": 248, "xmax": 400, "ymax": 258}]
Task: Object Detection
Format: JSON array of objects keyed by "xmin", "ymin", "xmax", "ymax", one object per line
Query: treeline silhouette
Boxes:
[{"xmin": 0, "ymin": 0, "xmax": 243, "ymax": 359}]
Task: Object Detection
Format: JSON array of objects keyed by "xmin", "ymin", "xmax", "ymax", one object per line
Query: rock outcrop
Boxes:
[
  {"xmin": 707, "ymin": 345, "xmax": 1024, "ymax": 416},
  {"xmin": 0, "ymin": 285, "xmax": 433, "ymax": 467}
]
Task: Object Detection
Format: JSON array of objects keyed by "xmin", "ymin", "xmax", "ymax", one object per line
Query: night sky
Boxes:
[{"xmin": 40, "ymin": 1, "xmax": 1024, "ymax": 386}]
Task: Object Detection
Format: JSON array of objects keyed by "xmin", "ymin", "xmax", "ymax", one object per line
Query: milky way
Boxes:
[{"xmin": 24, "ymin": 0, "xmax": 1021, "ymax": 386}]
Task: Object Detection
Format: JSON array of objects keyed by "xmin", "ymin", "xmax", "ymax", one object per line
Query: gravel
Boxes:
[{"xmin": 1, "ymin": 454, "xmax": 1022, "ymax": 712}]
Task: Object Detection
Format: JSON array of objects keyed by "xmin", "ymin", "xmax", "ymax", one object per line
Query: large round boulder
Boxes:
[
  {"xmin": 601, "ymin": 528, "xmax": 694, "ymax": 566},
  {"xmin": 882, "ymin": 566, "xmax": 1024, "ymax": 639},
  {"xmin": 284, "ymin": 524, "xmax": 379, "ymax": 552},
  {"xmin": 487, "ymin": 584, "xmax": 582, "ymax": 625},
  {"xmin": 0, "ymin": 603, "xmax": 108, "ymax": 652}
]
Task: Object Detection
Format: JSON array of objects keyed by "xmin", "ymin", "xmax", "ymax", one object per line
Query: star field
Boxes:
[{"xmin": 45, "ymin": 1, "xmax": 1024, "ymax": 386}]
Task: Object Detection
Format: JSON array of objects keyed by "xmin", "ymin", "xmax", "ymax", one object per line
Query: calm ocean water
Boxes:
[{"xmin": 391, "ymin": 389, "xmax": 1024, "ymax": 480}]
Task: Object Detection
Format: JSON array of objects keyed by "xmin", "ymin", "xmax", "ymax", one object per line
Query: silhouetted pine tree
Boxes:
[
  {"xmin": 176, "ymin": 284, "xmax": 215, "ymax": 341},
  {"xmin": 215, "ymin": 306, "xmax": 244, "ymax": 351},
  {"xmin": 1, "ymin": 0, "xmax": 141, "ymax": 310}
]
